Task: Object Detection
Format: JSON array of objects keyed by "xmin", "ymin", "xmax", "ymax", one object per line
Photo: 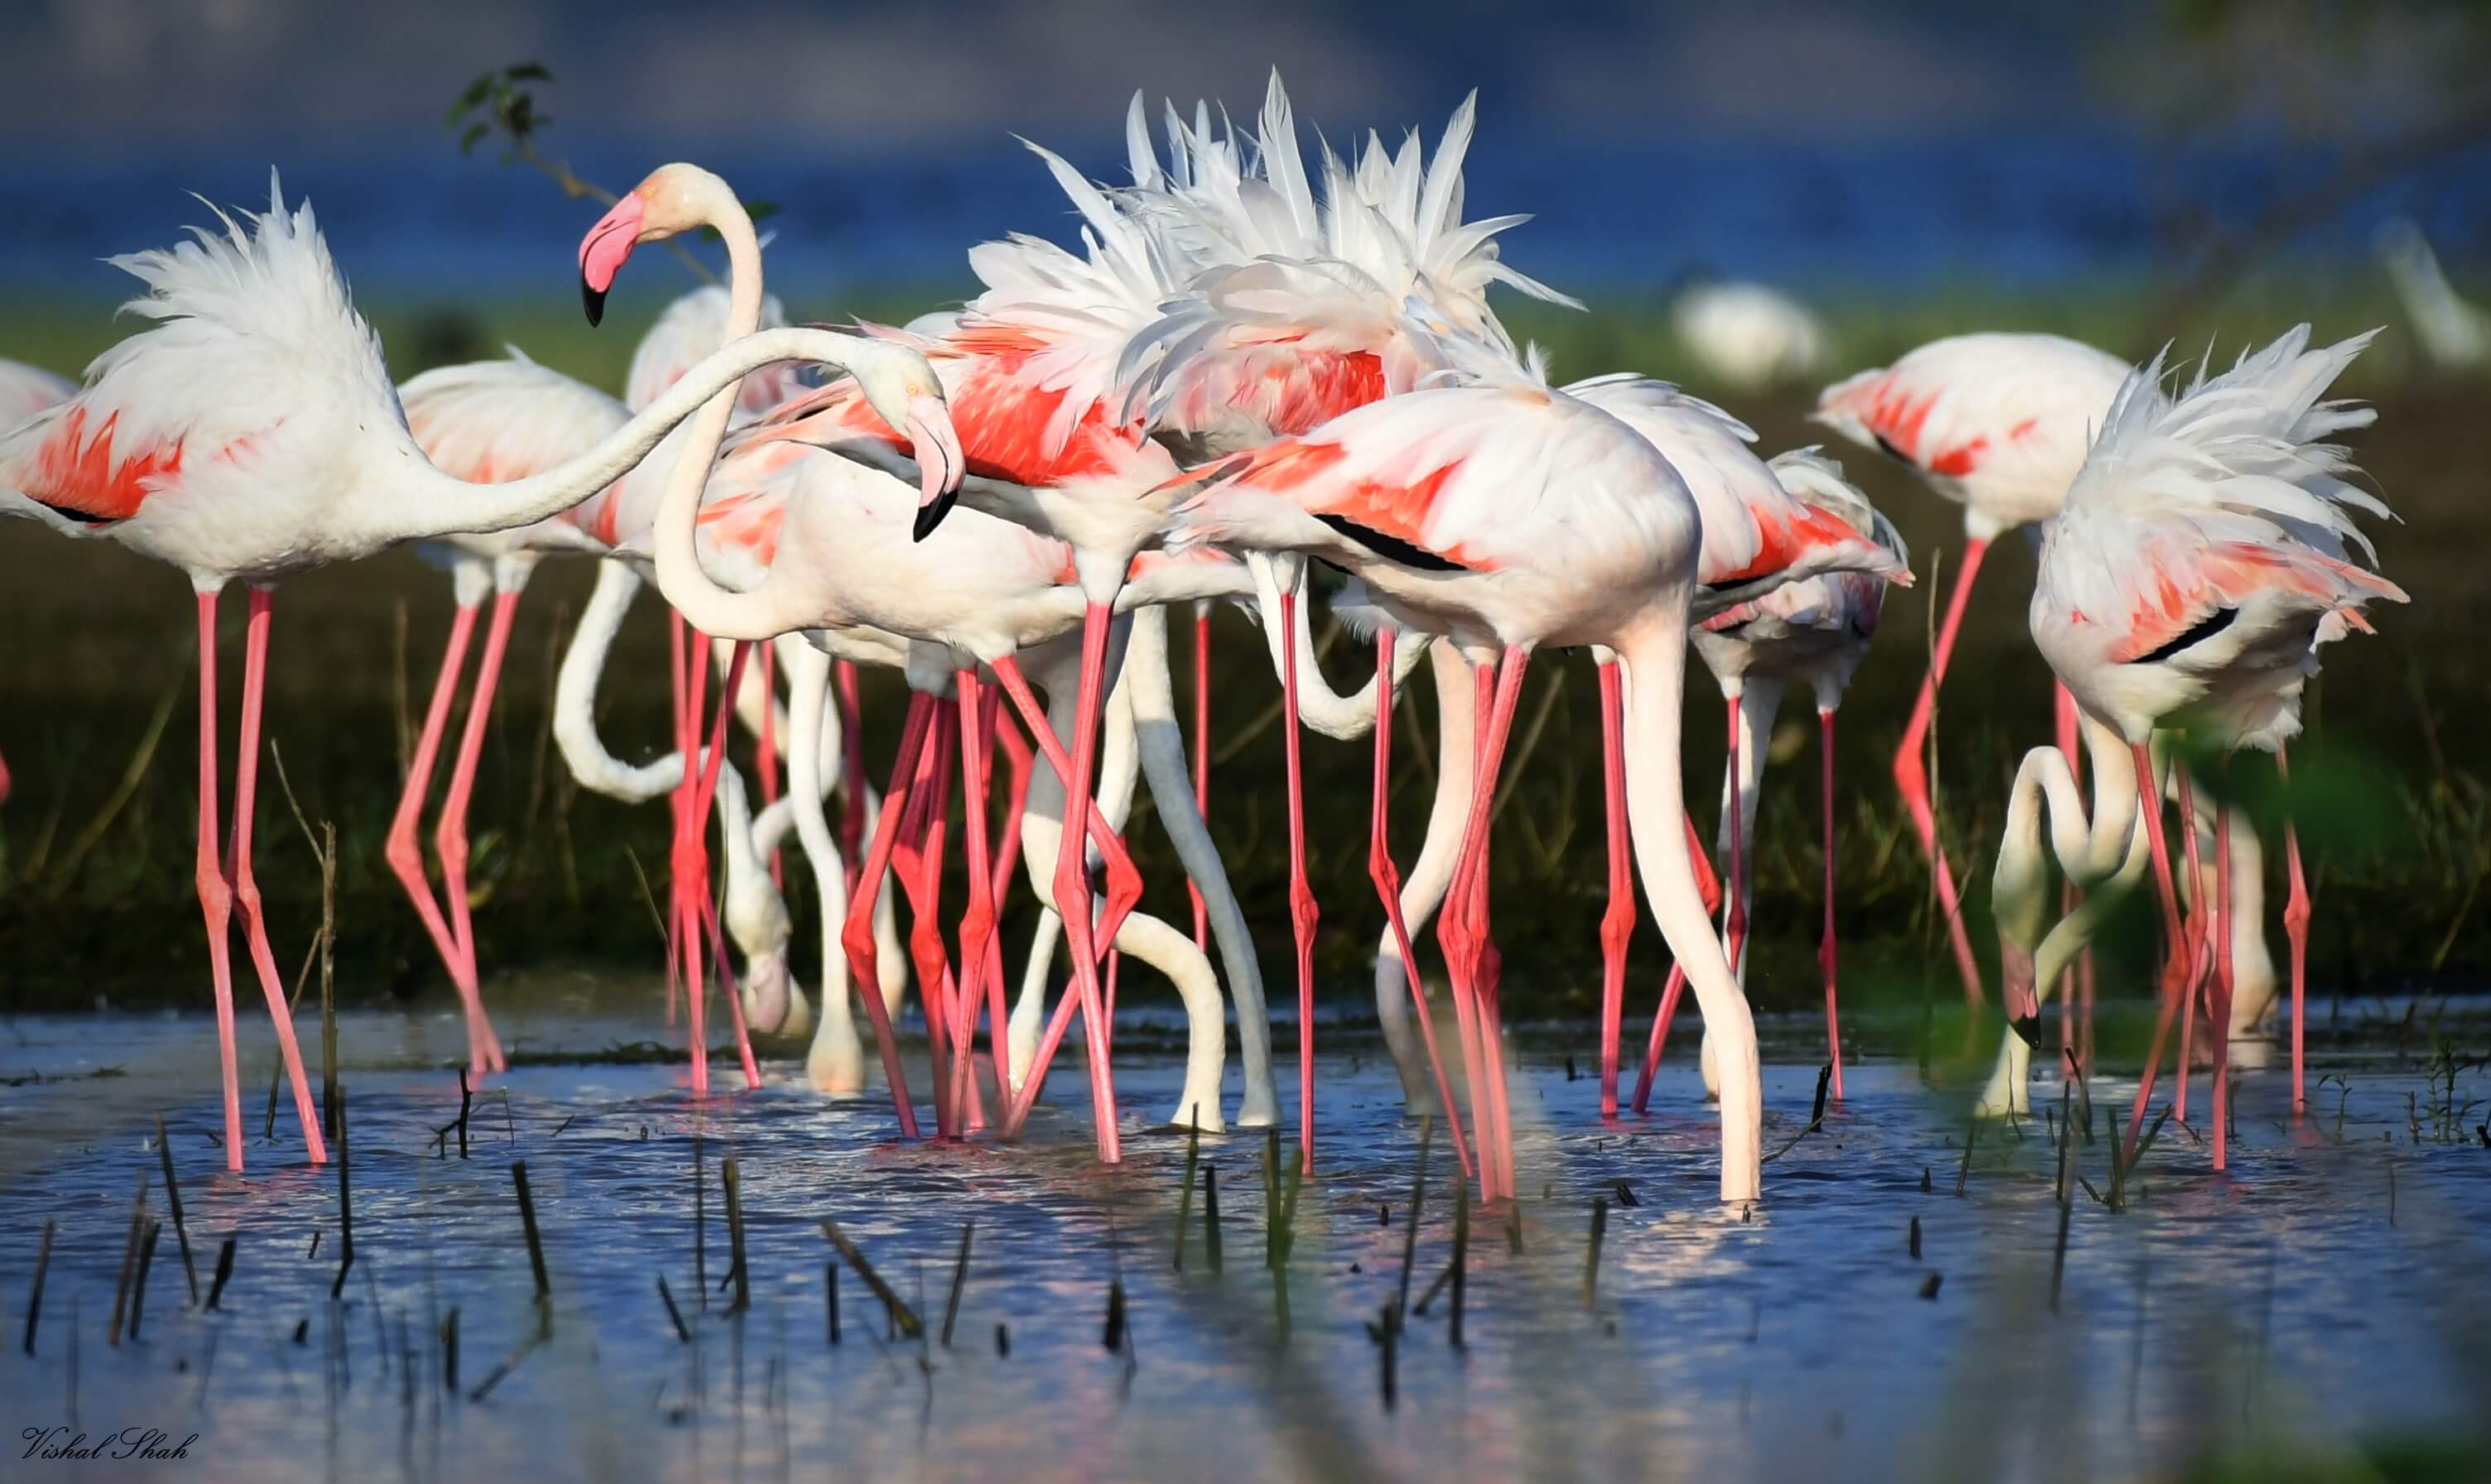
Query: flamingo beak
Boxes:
[
  {"xmin": 904, "ymin": 396, "xmax": 966, "ymax": 541},
  {"xmin": 2002, "ymin": 939, "xmax": 2042, "ymax": 1046},
  {"xmin": 576, "ymin": 195, "xmax": 648, "ymax": 328}
]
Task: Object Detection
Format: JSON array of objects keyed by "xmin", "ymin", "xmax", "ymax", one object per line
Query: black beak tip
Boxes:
[
  {"xmin": 2009, "ymin": 1012, "xmax": 2043, "ymax": 1048},
  {"xmin": 581, "ymin": 278, "xmax": 607, "ymax": 329},
  {"xmin": 912, "ymin": 488, "xmax": 959, "ymax": 543}
]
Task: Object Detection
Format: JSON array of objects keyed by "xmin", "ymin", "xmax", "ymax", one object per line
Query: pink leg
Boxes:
[
  {"xmin": 1891, "ymin": 535, "xmax": 1990, "ymax": 1008},
  {"xmin": 672, "ymin": 626, "xmax": 713, "ymax": 1094},
  {"xmin": 226, "ymin": 590, "xmax": 328, "ymax": 1165},
  {"xmin": 757, "ymin": 641, "xmax": 783, "ymax": 891},
  {"xmin": 2173, "ymin": 763, "xmax": 2208, "ymax": 1129},
  {"xmin": 2122, "ymin": 743, "xmax": 2196, "ymax": 1169},
  {"xmin": 1819, "ymin": 706, "xmax": 1844, "ymax": 1102},
  {"xmin": 1723, "ymin": 693, "xmax": 1748, "ymax": 975},
  {"xmin": 192, "ymin": 592, "xmax": 246, "ymax": 1173},
  {"xmin": 1631, "ymin": 816, "xmax": 1724, "ymax": 1115},
  {"xmin": 383, "ymin": 598, "xmax": 477, "ymax": 1021},
  {"xmin": 839, "ymin": 693, "xmax": 933, "ymax": 1139},
  {"xmin": 2210, "ymin": 784, "xmax": 2234, "ymax": 1171},
  {"xmin": 1596, "ymin": 660, "xmax": 1633, "ymax": 1119},
  {"xmin": 1437, "ymin": 651, "xmax": 1531, "ymax": 1199},
  {"xmin": 2278, "ymin": 747, "xmax": 2309, "ymax": 1113},
  {"xmin": 989, "ymin": 611, "xmax": 1127, "ymax": 1161},
  {"xmin": 955, "ymin": 675, "xmax": 1006, "ymax": 1120},
  {"xmin": 688, "ymin": 642, "xmax": 763, "ymax": 1091},
  {"xmin": 1368, "ymin": 632, "xmax": 1473, "ymax": 1179},
  {"xmin": 991, "ymin": 642, "xmax": 1146, "ymax": 1155},
  {"xmin": 890, "ymin": 705, "xmax": 961, "ymax": 1135},
  {"xmin": 2054, "ymin": 684, "xmax": 2085, "ymax": 1056},
  {"xmin": 1437, "ymin": 662, "xmax": 1496, "ymax": 1194},
  {"xmin": 432, "ymin": 588, "xmax": 519, "ymax": 1078},
  {"xmin": 663, "ymin": 611, "xmax": 688, "ymax": 1028},
  {"xmin": 1190, "ymin": 603, "xmax": 1213, "ymax": 951},
  {"xmin": 1279, "ymin": 591, "xmax": 1320, "ymax": 1171},
  {"xmin": 836, "ymin": 659, "xmax": 866, "ymax": 894},
  {"xmin": 991, "ymin": 704, "xmax": 1034, "ymax": 904}
]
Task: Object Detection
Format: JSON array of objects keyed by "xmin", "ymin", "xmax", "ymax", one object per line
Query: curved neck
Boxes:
[
  {"xmin": 370, "ymin": 326, "xmax": 873, "ymax": 554},
  {"xmin": 1243, "ymin": 554, "xmax": 1425, "ymax": 740},
  {"xmin": 553, "ymin": 558, "xmax": 680, "ymax": 801},
  {"xmin": 647, "ymin": 190, "xmax": 800, "ymax": 641}
]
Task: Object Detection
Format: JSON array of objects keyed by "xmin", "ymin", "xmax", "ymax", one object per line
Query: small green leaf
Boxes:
[
  {"xmin": 505, "ymin": 61, "xmax": 553, "ymax": 83},
  {"xmin": 446, "ymin": 71, "xmax": 495, "ymax": 126},
  {"xmin": 459, "ymin": 121, "xmax": 491, "ymax": 156},
  {"xmin": 742, "ymin": 199, "xmax": 781, "ymax": 226}
]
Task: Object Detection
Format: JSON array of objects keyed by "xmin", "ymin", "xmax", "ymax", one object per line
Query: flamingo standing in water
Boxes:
[
  {"xmin": 1997, "ymin": 326, "xmax": 2402, "ymax": 1157},
  {"xmin": 391, "ymin": 352, "xmax": 614, "ymax": 1078},
  {"xmin": 1169, "ymin": 361, "xmax": 1767, "ymax": 1205},
  {"xmin": 0, "ymin": 356, "xmax": 76, "ymax": 806},
  {"xmin": 1540, "ymin": 373, "xmax": 1907, "ymax": 1117},
  {"xmin": 0, "ymin": 175, "xmax": 955, "ymax": 1170},
  {"xmin": 1684, "ymin": 449, "xmax": 1906, "ymax": 1103},
  {"xmin": 1815, "ymin": 333, "xmax": 2130, "ymax": 1006}
]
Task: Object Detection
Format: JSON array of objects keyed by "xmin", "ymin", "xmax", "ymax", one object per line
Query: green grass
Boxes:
[{"xmin": 2, "ymin": 286, "xmax": 2485, "ymax": 1013}]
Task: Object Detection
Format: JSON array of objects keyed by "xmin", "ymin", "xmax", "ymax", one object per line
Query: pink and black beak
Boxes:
[
  {"xmin": 904, "ymin": 396, "xmax": 967, "ymax": 542},
  {"xmin": 2002, "ymin": 939, "xmax": 2043, "ymax": 1047},
  {"xmin": 576, "ymin": 194, "xmax": 648, "ymax": 328}
]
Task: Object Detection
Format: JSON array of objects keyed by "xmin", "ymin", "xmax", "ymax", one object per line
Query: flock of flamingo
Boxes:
[{"xmin": 0, "ymin": 77, "xmax": 2407, "ymax": 1207}]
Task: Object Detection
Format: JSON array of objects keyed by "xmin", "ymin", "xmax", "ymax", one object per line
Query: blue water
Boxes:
[
  {"xmin": 2, "ymin": 992, "xmax": 2485, "ymax": 1482},
  {"xmin": 7, "ymin": 131, "xmax": 2488, "ymax": 301}
]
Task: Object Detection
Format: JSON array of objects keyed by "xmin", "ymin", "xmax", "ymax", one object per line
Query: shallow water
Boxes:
[{"xmin": 2, "ymin": 992, "xmax": 2486, "ymax": 1483}]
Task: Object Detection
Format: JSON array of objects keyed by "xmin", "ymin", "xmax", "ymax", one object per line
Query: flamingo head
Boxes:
[
  {"xmin": 2001, "ymin": 938, "xmax": 2043, "ymax": 1048},
  {"xmin": 843, "ymin": 349, "xmax": 966, "ymax": 534},
  {"xmin": 736, "ymin": 945, "xmax": 800, "ymax": 1038},
  {"xmin": 576, "ymin": 162, "xmax": 736, "ymax": 327}
]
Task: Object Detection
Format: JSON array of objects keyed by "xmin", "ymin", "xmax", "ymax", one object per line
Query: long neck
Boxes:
[
  {"xmin": 644, "ymin": 195, "xmax": 805, "ymax": 642},
  {"xmin": 369, "ymin": 325, "xmax": 876, "ymax": 555},
  {"xmin": 552, "ymin": 557, "xmax": 681, "ymax": 801},
  {"xmin": 1243, "ymin": 554, "xmax": 1425, "ymax": 740},
  {"xmin": 1613, "ymin": 606, "xmax": 1761, "ymax": 1204}
]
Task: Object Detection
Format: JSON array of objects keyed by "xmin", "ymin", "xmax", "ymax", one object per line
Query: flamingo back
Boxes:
[
  {"xmin": 1815, "ymin": 332, "xmax": 2130, "ymax": 537},
  {"xmin": 0, "ymin": 172, "xmax": 398, "ymax": 547},
  {"xmin": 2034, "ymin": 325, "xmax": 2406, "ymax": 748}
]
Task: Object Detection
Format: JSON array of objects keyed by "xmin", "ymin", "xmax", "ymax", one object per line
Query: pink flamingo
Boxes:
[
  {"xmin": 2014, "ymin": 326, "xmax": 2401, "ymax": 1162},
  {"xmin": 1546, "ymin": 374, "xmax": 1907, "ymax": 1117},
  {"xmin": 1815, "ymin": 333, "xmax": 2130, "ymax": 1007},
  {"xmin": 1685, "ymin": 449, "xmax": 1907, "ymax": 1104},
  {"xmin": 0, "ymin": 175, "xmax": 953, "ymax": 1170},
  {"xmin": 1170, "ymin": 371, "xmax": 1767, "ymax": 1205},
  {"xmin": 391, "ymin": 353, "xmax": 618, "ymax": 1078}
]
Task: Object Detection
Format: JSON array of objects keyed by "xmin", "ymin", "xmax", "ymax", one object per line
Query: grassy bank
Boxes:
[{"xmin": 2, "ymin": 290, "xmax": 2484, "ymax": 1019}]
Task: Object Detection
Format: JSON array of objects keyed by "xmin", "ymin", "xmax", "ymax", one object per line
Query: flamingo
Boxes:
[
  {"xmin": 724, "ymin": 77, "xmax": 1564, "ymax": 1163},
  {"xmin": 1669, "ymin": 275, "xmax": 1829, "ymax": 392},
  {"xmin": 1977, "ymin": 716, "xmax": 2280, "ymax": 1119},
  {"xmin": 1168, "ymin": 367, "xmax": 1767, "ymax": 1206},
  {"xmin": 1545, "ymin": 372, "xmax": 1907, "ymax": 1115},
  {"xmin": 0, "ymin": 355, "xmax": 75, "ymax": 806},
  {"xmin": 584, "ymin": 164, "xmax": 1249, "ymax": 1157},
  {"xmin": 666, "ymin": 430, "xmax": 1256, "ymax": 1132},
  {"xmin": 390, "ymin": 352, "xmax": 615, "ymax": 1079},
  {"xmin": 1815, "ymin": 333, "xmax": 2131, "ymax": 1007},
  {"xmin": 0, "ymin": 174, "xmax": 955, "ymax": 1171},
  {"xmin": 1684, "ymin": 449, "xmax": 1907, "ymax": 1104},
  {"xmin": 1999, "ymin": 325, "xmax": 2402, "ymax": 1159}
]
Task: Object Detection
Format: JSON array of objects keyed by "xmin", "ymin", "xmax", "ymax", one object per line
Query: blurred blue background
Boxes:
[{"xmin": 3, "ymin": 0, "xmax": 2487, "ymax": 300}]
